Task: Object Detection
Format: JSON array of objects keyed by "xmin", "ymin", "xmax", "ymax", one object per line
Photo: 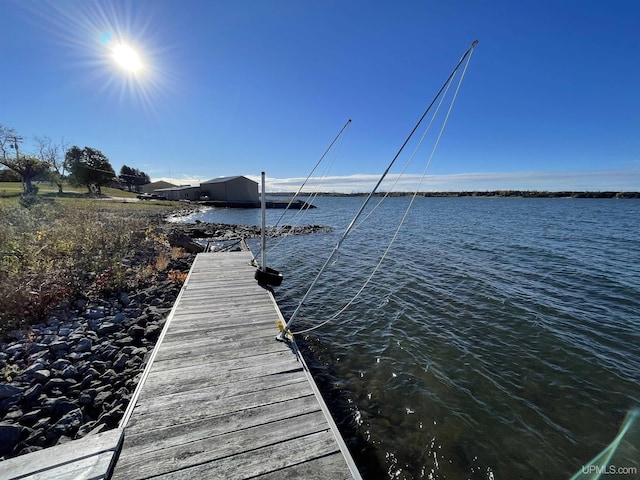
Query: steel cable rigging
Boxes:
[{"xmin": 279, "ymin": 40, "xmax": 478, "ymax": 339}]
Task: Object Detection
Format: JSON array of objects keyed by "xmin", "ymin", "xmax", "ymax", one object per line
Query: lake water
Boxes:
[{"xmin": 183, "ymin": 196, "xmax": 640, "ymax": 479}]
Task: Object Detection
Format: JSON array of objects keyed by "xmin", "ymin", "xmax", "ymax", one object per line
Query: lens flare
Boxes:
[
  {"xmin": 112, "ymin": 43, "xmax": 142, "ymax": 72},
  {"xmin": 18, "ymin": 1, "xmax": 179, "ymax": 117}
]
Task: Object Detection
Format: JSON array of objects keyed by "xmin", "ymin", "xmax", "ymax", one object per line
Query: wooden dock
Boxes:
[
  {"xmin": 0, "ymin": 428, "xmax": 121, "ymax": 479},
  {"xmin": 112, "ymin": 251, "xmax": 359, "ymax": 478},
  {"xmin": 0, "ymin": 251, "xmax": 360, "ymax": 479}
]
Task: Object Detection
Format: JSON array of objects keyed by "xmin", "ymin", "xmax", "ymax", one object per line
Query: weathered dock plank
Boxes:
[
  {"xmin": 0, "ymin": 428, "xmax": 122, "ymax": 480},
  {"xmin": 119, "ymin": 395, "xmax": 321, "ymax": 458},
  {"xmin": 111, "ymin": 251, "xmax": 361, "ymax": 479},
  {"xmin": 145, "ymin": 431, "xmax": 346, "ymax": 480}
]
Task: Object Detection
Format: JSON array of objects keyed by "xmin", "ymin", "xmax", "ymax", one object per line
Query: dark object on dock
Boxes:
[
  {"xmin": 255, "ymin": 172, "xmax": 284, "ymax": 288},
  {"xmin": 254, "ymin": 266, "xmax": 283, "ymax": 286}
]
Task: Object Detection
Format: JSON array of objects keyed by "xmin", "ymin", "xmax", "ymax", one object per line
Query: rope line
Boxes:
[
  {"xmin": 267, "ymin": 125, "xmax": 349, "ymax": 252},
  {"xmin": 290, "ymin": 43, "xmax": 477, "ymax": 335},
  {"xmin": 256, "ymin": 120, "xmax": 352, "ymax": 257},
  {"xmin": 350, "ymin": 68, "xmax": 458, "ymax": 234},
  {"xmin": 273, "ymin": 119, "xmax": 352, "ymax": 230}
]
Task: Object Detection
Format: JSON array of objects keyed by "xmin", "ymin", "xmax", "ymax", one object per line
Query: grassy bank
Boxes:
[
  {"xmin": 0, "ymin": 182, "xmax": 140, "ymax": 198},
  {"xmin": 0, "ymin": 195, "xmax": 189, "ymax": 337}
]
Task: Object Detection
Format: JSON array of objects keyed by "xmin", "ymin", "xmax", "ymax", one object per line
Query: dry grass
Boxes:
[{"xmin": 0, "ymin": 196, "xmax": 187, "ymax": 336}]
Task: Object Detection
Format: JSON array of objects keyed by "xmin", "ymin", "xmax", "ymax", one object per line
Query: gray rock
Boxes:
[
  {"xmin": 99, "ymin": 369, "xmax": 117, "ymax": 383},
  {"xmin": 76, "ymin": 420, "xmax": 99, "ymax": 438},
  {"xmin": 31, "ymin": 417, "xmax": 51, "ymax": 431},
  {"xmin": 97, "ymin": 322, "xmax": 120, "ymax": 335},
  {"xmin": 22, "ymin": 361, "xmax": 47, "ymax": 376},
  {"xmin": 59, "ymin": 364, "xmax": 79, "ymax": 379},
  {"xmin": 86, "ymin": 308, "xmax": 106, "ymax": 320},
  {"xmin": 167, "ymin": 231, "xmax": 204, "ymax": 253},
  {"xmin": 5, "ymin": 344, "xmax": 25, "ymax": 361},
  {"xmin": 26, "ymin": 429, "xmax": 48, "ymax": 447},
  {"xmin": 48, "ymin": 408, "xmax": 83, "ymax": 436},
  {"xmin": 0, "ymin": 423, "xmax": 24, "ymax": 456},
  {"xmin": 75, "ymin": 338, "xmax": 93, "ymax": 353},
  {"xmin": 58, "ymin": 326, "xmax": 72, "ymax": 337},
  {"xmin": 93, "ymin": 390, "xmax": 114, "ymax": 406},
  {"xmin": 79, "ymin": 389, "xmax": 98, "ymax": 405},
  {"xmin": 51, "ymin": 358, "xmax": 72, "ymax": 371},
  {"xmin": 132, "ymin": 347, "xmax": 148, "ymax": 357},
  {"xmin": 90, "ymin": 360, "xmax": 110, "ymax": 372},
  {"xmin": 144, "ymin": 324, "xmax": 162, "ymax": 339},
  {"xmin": 22, "ymin": 384, "xmax": 43, "ymax": 403},
  {"xmin": 83, "ymin": 367, "xmax": 100, "ymax": 379},
  {"xmin": 0, "ymin": 384, "xmax": 22, "ymax": 400},
  {"xmin": 68, "ymin": 351, "xmax": 91, "ymax": 361},
  {"xmin": 112, "ymin": 313, "xmax": 127, "ymax": 324},
  {"xmin": 100, "ymin": 344, "xmax": 119, "ymax": 360},
  {"xmin": 120, "ymin": 346, "xmax": 136, "ymax": 355},
  {"xmin": 25, "ymin": 343, "xmax": 48, "ymax": 355},
  {"xmin": 41, "ymin": 397, "xmax": 77, "ymax": 418},
  {"xmin": 113, "ymin": 353, "xmax": 128, "ymax": 372},
  {"xmin": 95, "ymin": 405, "xmax": 124, "ymax": 429},
  {"xmin": 77, "ymin": 375, "xmax": 92, "ymax": 390},
  {"xmin": 118, "ymin": 292, "xmax": 131, "ymax": 306},
  {"xmin": 33, "ymin": 369, "xmax": 51, "ymax": 383},
  {"xmin": 27, "ymin": 349, "xmax": 50, "ymax": 364},
  {"xmin": 18, "ymin": 409, "xmax": 43, "ymax": 427},
  {"xmin": 127, "ymin": 325, "xmax": 145, "ymax": 339},
  {"xmin": 46, "ymin": 317, "xmax": 61, "ymax": 327},
  {"xmin": 49, "ymin": 340, "xmax": 69, "ymax": 353},
  {"xmin": 114, "ymin": 336, "xmax": 134, "ymax": 347},
  {"xmin": 74, "ymin": 299, "xmax": 87, "ymax": 310},
  {"xmin": 15, "ymin": 445, "xmax": 43, "ymax": 455},
  {"xmin": 0, "ymin": 396, "xmax": 21, "ymax": 412},
  {"xmin": 3, "ymin": 408, "xmax": 23, "ymax": 422},
  {"xmin": 125, "ymin": 356, "xmax": 143, "ymax": 370}
]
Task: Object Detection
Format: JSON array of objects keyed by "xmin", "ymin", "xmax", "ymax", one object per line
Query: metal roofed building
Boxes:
[
  {"xmin": 200, "ymin": 176, "xmax": 259, "ymax": 204},
  {"xmin": 153, "ymin": 185, "xmax": 201, "ymax": 201},
  {"xmin": 140, "ymin": 180, "xmax": 177, "ymax": 194}
]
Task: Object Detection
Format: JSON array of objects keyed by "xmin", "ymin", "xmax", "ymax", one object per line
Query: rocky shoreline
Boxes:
[
  {"xmin": 0, "ymin": 257, "xmax": 189, "ymax": 459},
  {"xmin": 0, "ymin": 216, "xmax": 331, "ymax": 460},
  {"xmin": 166, "ymin": 220, "xmax": 333, "ymax": 252}
]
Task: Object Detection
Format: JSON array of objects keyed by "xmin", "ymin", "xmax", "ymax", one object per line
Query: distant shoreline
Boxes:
[{"xmin": 269, "ymin": 191, "xmax": 640, "ymax": 199}]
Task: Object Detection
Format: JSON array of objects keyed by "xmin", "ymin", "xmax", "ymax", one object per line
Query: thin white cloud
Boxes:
[
  {"xmin": 150, "ymin": 175, "xmax": 209, "ymax": 186},
  {"xmin": 151, "ymin": 169, "xmax": 640, "ymax": 193},
  {"xmin": 262, "ymin": 169, "xmax": 640, "ymax": 193}
]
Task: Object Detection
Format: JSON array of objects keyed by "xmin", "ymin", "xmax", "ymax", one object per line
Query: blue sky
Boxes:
[{"xmin": 1, "ymin": 0, "xmax": 639, "ymax": 192}]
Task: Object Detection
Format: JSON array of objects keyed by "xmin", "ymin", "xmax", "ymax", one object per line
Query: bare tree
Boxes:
[
  {"xmin": 35, "ymin": 135, "xmax": 68, "ymax": 193},
  {"xmin": 0, "ymin": 124, "xmax": 22, "ymax": 162},
  {"xmin": 0, "ymin": 124, "xmax": 49, "ymax": 194}
]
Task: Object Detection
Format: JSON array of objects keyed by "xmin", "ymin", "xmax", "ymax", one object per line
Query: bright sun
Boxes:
[{"xmin": 112, "ymin": 43, "xmax": 142, "ymax": 72}]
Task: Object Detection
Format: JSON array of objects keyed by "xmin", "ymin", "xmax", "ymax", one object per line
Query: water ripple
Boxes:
[{"xmin": 210, "ymin": 197, "xmax": 640, "ymax": 479}]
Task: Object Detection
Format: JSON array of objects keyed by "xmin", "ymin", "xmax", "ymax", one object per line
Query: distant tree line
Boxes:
[
  {"xmin": 419, "ymin": 190, "xmax": 640, "ymax": 198},
  {"xmin": 272, "ymin": 190, "xmax": 640, "ymax": 199},
  {"xmin": 0, "ymin": 123, "xmax": 150, "ymax": 195},
  {"xmin": 119, "ymin": 165, "xmax": 150, "ymax": 192}
]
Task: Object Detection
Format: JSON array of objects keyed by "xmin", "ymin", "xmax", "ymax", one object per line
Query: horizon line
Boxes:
[{"xmin": 149, "ymin": 168, "xmax": 640, "ymax": 194}]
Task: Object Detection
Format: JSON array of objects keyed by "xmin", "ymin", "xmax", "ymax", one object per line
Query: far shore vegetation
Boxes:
[
  {"xmin": 269, "ymin": 190, "xmax": 640, "ymax": 198},
  {"xmin": 0, "ymin": 185, "xmax": 188, "ymax": 337}
]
